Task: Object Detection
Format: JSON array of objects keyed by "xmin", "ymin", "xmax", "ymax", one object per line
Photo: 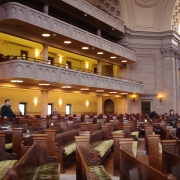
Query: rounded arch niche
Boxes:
[{"xmin": 104, "ymin": 99, "xmax": 114, "ymax": 114}]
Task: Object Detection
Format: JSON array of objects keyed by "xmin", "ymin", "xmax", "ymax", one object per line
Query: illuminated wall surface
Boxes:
[
  {"xmin": 0, "ymin": 33, "xmax": 119, "ymax": 76},
  {"xmin": 0, "ymin": 87, "xmax": 98, "ymax": 115}
]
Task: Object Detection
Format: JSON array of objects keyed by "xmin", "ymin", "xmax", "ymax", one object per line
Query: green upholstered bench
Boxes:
[
  {"xmin": 132, "ymin": 141, "xmax": 138, "ymax": 157},
  {"xmin": 5, "ymin": 143, "xmax": 12, "ymax": 150},
  {"xmin": 0, "ymin": 160, "xmax": 17, "ymax": 179},
  {"xmin": 159, "ymin": 143, "xmax": 162, "ymax": 154},
  {"xmin": 19, "ymin": 163, "xmax": 60, "ymax": 180},
  {"xmin": 88, "ymin": 166, "xmax": 111, "ymax": 180},
  {"xmin": 113, "ymin": 130, "xmax": 123, "ymax": 134},
  {"xmin": 64, "ymin": 142, "xmax": 76, "ymax": 156},
  {"xmin": 93, "ymin": 140, "xmax": 113, "ymax": 158}
]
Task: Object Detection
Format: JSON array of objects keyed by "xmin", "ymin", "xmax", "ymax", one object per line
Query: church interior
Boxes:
[{"xmin": 0, "ymin": 0, "xmax": 180, "ymax": 179}]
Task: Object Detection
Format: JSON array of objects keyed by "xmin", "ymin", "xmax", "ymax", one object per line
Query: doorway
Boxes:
[
  {"xmin": 19, "ymin": 102, "xmax": 27, "ymax": 115},
  {"xmin": 104, "ymin": 99, "xmax": 114, "ymax": 114},
  {"xmin": 48, "ymin": 103, "xmax": 53, "ymax": 115},
  {"xmin": 141, "ymin": 100, "xmax": 152, "ymax": 114},
  {"xmin": 66, "ymin": 104, "xmax": 72, "ymax": 115}
]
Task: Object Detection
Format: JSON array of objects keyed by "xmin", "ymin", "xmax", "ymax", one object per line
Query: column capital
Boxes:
[
  {"xmin": 161, "ymin": 47, "xmax": 180, "ymax": 59},
  {"xmin": 41, "ymin": 90, "xmax": 49, "ymax": 93}
]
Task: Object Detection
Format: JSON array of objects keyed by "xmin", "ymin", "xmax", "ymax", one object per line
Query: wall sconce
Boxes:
[
  {"xmin": 35, "ymin": 49, "xmax": 41, "ymax": 58},
  {"xmin": 85, "ymin": 62, "xmax": 89, "ymax": 69},
  {"xmin": 133, "ymin": 94, "xmax": 136, "ymax": 104},
  {"xmin": 34, "ymin": 97, "xmax": 38, "ymax": 106},
  {"xmin": 86, "ymin": 100, "xmax": 89, "ymax": 107},
  {"xmin": 59, "ymin": 56, "xmax": 62, "ymax": 64},
  {"xmin": 159, "ymin": 94, "xmax": 162, "ymax": 104},
  {"xmin": 59, "ymin": 99, "xmax": 62, "ymax": 106}
]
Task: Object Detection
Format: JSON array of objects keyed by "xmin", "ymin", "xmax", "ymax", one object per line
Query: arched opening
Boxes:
[{"xmin": 104, "ymin": 99, "xmax": 114, "ymax": 114}]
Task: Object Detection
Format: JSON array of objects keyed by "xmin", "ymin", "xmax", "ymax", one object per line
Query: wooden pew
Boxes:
[
  {"xmin": 45, "ymin": 128, "xmax": 81, "ymax": 173},
  {"xmin": 4, "ymin": 134, "xmax": 60, "ymax": 180},
  {"xmin": 75, "ymin": 136, "xmax": 112, "ymax": 180},
  {"xmin": 162, "ymin": 150, "xmax": 180, "ymax": 179},
  {"xmin": 119, "ymin": 138, "xmax": 176, "ymax": 180},
  {"xmin": 0, "ymin": 131, "xmax": 17, "ymax": 180}
]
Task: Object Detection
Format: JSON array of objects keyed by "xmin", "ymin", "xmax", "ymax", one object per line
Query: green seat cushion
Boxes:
[
  {"xmin": 64, "ymin": 142, "xmax": 76, "ymax": 156},
  {"xmin": 19, "ymin": 166, "xmax": 38, "ymax": 180},
  {"xmin": 159, "ymin": 143, "xmax": 162, "ymax": 154},
  {"xmin": 113, "ymin": 130, "xmax": 123, "ymax": 134},
  {"xmin": 5, "ymin": 143, "xmax": 13, "ymax": 149},
  {"xmin": 131, "ymin": 131, "xmax": 139, "ymax": 138},
  {"xmin": 33, "ymin": 163, "xmax": 60, "ymax": 180},
  {"xmin": 19, "ymin": 163, "xmax": 60, "ymax": 180},
  {"xmin": 0, "ymin": 160, "xmax": 18, "ymax": 179},
  {"xmin": 93, "ymin": 140, "xmax": 113, "ymax": 158},
  {"xmin": 88, "ymin": 165, "xmax": 111, "ymax": 180},
  {"xmin": 132, "ymin": 141, "xmax": 138, "ymax": 157}
]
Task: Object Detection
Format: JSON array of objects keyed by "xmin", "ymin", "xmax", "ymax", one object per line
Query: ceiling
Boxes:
[{"xmin": 0, "ymin": 78, "xmax": 131, "ymax": 97}]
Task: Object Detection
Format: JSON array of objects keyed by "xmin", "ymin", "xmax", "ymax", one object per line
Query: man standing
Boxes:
[{"xmin": 1, "ymin": 99, "xmax": 16, "ymax": 126}]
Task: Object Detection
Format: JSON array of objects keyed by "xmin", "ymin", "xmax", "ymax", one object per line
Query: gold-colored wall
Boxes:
[{"xmin": 0, "ymin": 87, "xmax": 97, "ymax": 116}]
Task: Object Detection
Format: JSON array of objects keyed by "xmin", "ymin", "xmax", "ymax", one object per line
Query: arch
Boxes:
[{"xmin": 104, "ymin": 99, "xmax": 114, "ymax": 114}]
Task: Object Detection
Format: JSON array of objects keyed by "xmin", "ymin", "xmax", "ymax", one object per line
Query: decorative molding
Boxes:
[
  {"xmin": 171, "ymin": 0, "xmax": 180, "ymax": 32},
  {"xmin": 0, "ymin": 60, "xmax": 144, "ymax": 94},
  {"xmin": 62, "ymin": 0, "xmax": 124, "ymax": 32},
  {"xmin": 0, "ymin": 2, "xmax": 136, "ymax": 62},
  {"xmin": 160, "ymin": 47, "xmax": 180, "ymax": 58},
  {"xmin": 134, "ymin": 0, "xmax": 159, "ymax": 8}
]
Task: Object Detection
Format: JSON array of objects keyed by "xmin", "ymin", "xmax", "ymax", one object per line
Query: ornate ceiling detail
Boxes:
[
  {"xmin": 86, "ymin": 0, "xmax": 122, "ymax": 20},
  {"xmin": 134, "ymin": 0, "xmax": 159, "ymax": 8},
  {"xmin": 171, "ymin": 0, "xmax": 180, "ymax": 32}
]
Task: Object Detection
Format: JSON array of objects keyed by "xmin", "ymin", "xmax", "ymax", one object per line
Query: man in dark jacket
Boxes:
[
  {"xmin": 149, "ymin": 111, "xmax": 158, "ymax": 119},
  {"xmin": 1, "ymin": 99, "xmax": 16, "ymax": 126}
]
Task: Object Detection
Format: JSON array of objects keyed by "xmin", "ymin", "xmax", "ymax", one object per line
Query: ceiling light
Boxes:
[
  {"xmin": 80, "ymin": 88, "xmax": 89, "ymax": 90},
  {"xmin": 84, "ymin": 14, "xmax": 87, "ymax": 17},
  {"xmin": 109, "ymin": 92, "xmax": 117, "ymax": 94},
  {"xmin": 96, "ymin": 90, "xmax": 104, "ymax": 92},
  {"xmin": 42, "ymin": 34, "xmax": 50, "ymax": 37},
  {"xmin": 11, "ymin": 80, "xmax": 23, "ymax": 83},
  {"xmin": 64, "ymin": 41, "xmax": 71, "ymax": 44},
  {"xmin": 121, "ymin": 93, "xmax": 128, "ymax": 95},
  {"xmin": 61, "ymin": 86, "xmax": 71, "ymax": 88},
  {"xmin": 39, "ymin": 84, "xmax": 50, "ymax": 86},
  {"xmin": 110, "ymin": 56, "xmax": 116, "ymax": 59},
  {"xmin": 122, "ymin": 60, "xmax": 127, "ymax": 63},
  {"xmin": 97, "ymin": 52, "xmax": 104, "ymax": 55},
  {"xmin": 82, "ymin": 47, "xmax": 89, "ymax": 50},
  {"xmin": 112, "ymin": 28, "xmax": 114, "ymax": 31}
]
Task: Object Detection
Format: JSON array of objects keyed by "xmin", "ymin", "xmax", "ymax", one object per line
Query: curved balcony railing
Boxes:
[{"xmin": 0, "ymin": 54, "xmax": 143, "ymax": 84}]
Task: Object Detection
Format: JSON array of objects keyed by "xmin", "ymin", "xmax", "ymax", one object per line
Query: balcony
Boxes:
[
  {"xmin": 54, "ymin": 0, "xmax": 124, "ymax": 33},
  {"xmin": 0, "ymin": 2, "xmax": 136, "ymax": 63},
  {"xmin": 0, "ymin": 58, "xmax": 144, "ymax": 94}
]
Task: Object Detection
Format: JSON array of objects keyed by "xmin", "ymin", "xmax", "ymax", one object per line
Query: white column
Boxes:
[
  {"xmin": 43, "ymin": 4, "xmax": 49, "ymax": 14},
  {"xmin": 161, "ymin": 48, "xmax": 178, "ymax": 113},
  {"xmin": 97, "ymin": 95, "xmax": 103, "ymax": 114},
  {"xmin": 41, "ymin": 90, "xmax": 48, "ymax": 118},
  {"xmin": 97, "ymin": 60, "xmax": 102, "ymax": 74},
  {"xmin": 43, "ymin": 44, "xmax": 48, "ymax": 63}
]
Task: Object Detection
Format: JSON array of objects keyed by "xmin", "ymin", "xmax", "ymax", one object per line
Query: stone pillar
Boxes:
[
  {"xmin": 97, "ymin": 95, "xmax": 102, "ymax": 114},
  {"xmin": 97, "ymin": 60, "xmax": 102, "ymax": 74},
  {"xmin": 161, "ymin": 48, "xmax": 179, "ymax": 113},
  {"xmin": 43, "ymin": 4, "xmax": 49, "ymax": 14},
  {"xmin": 97, "ymin": 29, "xmax": 101, "ymax": 36},
  {"xmin": 41, "ymin": 90, "xmax": 48, "ymax": 118},
  {"xmin": 42, "ymin": 44, "xmax": 48, "ymax": 62}
]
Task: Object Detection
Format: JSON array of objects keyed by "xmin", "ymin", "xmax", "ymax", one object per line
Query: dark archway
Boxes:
[{"xmin": 104, "ymin": 99, "xmax": 114, "ymax": 114}]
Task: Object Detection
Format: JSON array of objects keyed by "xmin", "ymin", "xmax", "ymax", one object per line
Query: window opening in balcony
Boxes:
[
  {"xmin": 48, "ymin": 57, "xmax": 54, "ymax": 65},
  {"xmin": 21, "ymin": 50, "xmax": 28, "ymax": 60},
  {"xmin": 66, "ymin": 61, "xmax": 72, "ymax": 69}
]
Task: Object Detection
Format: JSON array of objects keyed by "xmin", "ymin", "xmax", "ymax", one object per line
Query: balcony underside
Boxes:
[
  {"xmin": 0, "ymin": 60, "xmax": 144, "ymax": 94},
  {"xmin": 0, "ymin": 3, "xmax": 136, "ymax": 65}
]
